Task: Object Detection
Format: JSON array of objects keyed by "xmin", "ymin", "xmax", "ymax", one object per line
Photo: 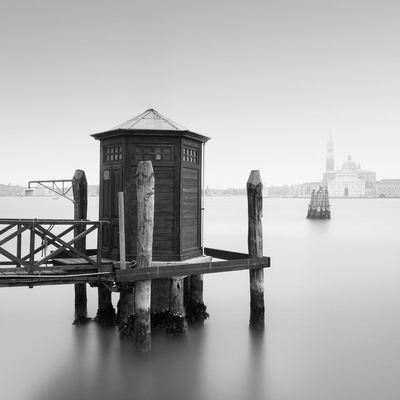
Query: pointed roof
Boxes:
[
  {"xmin": 92, "ymin": 108, "xmax": 210, "ymax": 143},
  {"xmin": 327, "ymin": 130, "xmax": 334, "ymax": 148},
  {"xmin": 113, "ymin": 109, "xmax": 188, "ymax": 131}
]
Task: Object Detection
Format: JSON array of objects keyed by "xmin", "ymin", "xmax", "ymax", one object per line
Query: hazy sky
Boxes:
[{"xmin": 1, "ymin": 1, "xmax": 399, "ymax": 188}]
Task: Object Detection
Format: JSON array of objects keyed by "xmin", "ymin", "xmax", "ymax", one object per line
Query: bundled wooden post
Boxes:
[
  {"xmin": 247, "ymin": 170, "xmax": 265, "ymax": 330},
  {"xmin": 134, "ymin": 161, "xmax": 155, "ymax": 352},
  {"xmin": 72, "ymin": 169, "xmax": 88, "ymax": 325}
]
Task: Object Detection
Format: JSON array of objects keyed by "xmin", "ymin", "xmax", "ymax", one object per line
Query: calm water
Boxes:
[{"xmin": 0, "ymin": 196, "xmax": 400, "ymax": 400}]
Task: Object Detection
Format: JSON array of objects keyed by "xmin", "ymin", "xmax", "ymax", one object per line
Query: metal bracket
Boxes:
[
  {"xmin": 102, "ymin": 282, "xmax": 118, "ymax": 292},
  {"xmin": 28, "ymin": 180, "xmax": 74, "ymax": 202}
]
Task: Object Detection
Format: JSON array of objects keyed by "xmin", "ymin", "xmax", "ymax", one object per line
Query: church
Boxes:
[{"xmin": 322, "ymin": 133, "xmax": 376, "ymax": 197}]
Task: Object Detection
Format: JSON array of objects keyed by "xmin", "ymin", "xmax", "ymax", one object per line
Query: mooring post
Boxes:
[
  {"xmin": 72, "ymin": 169, "xmax": 88, "ymax": 325},
  {"xmin": 134, "ymin": 161, "xmax": 154, "ymax": 352},
  {"xmin": 247, "ymin": 170, "xmax": 265, "ymax": 330},
  {"xmin": 116, "ymin": 192, "xmax": 135, "ymax": 337}
]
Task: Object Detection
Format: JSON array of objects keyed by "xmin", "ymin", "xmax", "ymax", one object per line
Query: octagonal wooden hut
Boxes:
[{"xmin": 92, "ymin": 109, "xmax": 210, "ymax": 262}]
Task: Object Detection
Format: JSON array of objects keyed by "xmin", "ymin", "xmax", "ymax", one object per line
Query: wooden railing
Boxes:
[{"xmin": 0, "ymin": 219, "xmax": 107, "ymax": 273}]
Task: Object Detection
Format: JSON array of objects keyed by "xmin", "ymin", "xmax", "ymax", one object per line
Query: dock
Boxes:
[{"xmin": 0, "ymin": 109, "xmax": 271, "ymax": 352}]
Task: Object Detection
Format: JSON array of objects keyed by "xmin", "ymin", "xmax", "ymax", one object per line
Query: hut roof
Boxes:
[
  {"xmin": 113, "ymin": 109, "xmax": 188, "ymax": 131},
  {"xmin": 92, "ymin": 108, "xmax": 210, "ymax": 143}
]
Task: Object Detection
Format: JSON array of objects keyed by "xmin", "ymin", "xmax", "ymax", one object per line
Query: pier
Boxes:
[
  {"xmin": 0, "ymin": 109, "xmax": 270, "ymax": 352},
  {"xmin": 0, "ymin": 168, "xmax": 269, "ymax": 350}
]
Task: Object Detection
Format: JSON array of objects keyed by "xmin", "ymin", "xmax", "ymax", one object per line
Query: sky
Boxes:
[{"xmin": 1, "ymin": 0, "xmax": 399, "ymax": 188}]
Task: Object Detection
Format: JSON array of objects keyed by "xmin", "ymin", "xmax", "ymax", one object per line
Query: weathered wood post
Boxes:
[
  {"xmin": 117, "ymin": 192, "xmax": 135, "ymax": 337},
  {"xmin": 185, "ymin": 274, "xmax": 209, "ymax": 324},
  {"xmin": 95, "ymin": 285, "xmax": 116, "ymax": 327},
  {"xmin": 134, "ymin": 161, "xmax": 154, "ymax": 352},
  {"xmin": 247, "ymin": 170, "xmax": 265, "ymax": 330},
  {"xmin": 168, "ymin": 276, "xmax": 186, "ymax": 335},
  {"xmin": 72, "ymin": 169, "xmax": 88, "ymax": 325}
]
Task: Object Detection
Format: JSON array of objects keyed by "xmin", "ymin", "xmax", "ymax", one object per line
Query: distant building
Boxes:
[
  {"xmin": 322, "ymin": 134, "xmax": 376, "ymax": 197},
  {"xmin": 0, "ymin": 184, "xmax": 24, "ymax": 196},
  {"xmin": 375, "ymin": 179, "xmax": 400, "ymax": 198},
  {"xmin": 326, "ymin": 131, "xmax": 334, "ymax": 172},
  {"xmin": 299, "ymin": 182, "xmax": 321, "ymax": 197}
]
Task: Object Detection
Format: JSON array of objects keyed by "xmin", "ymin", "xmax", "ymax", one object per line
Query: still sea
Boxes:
[{"xmin": 0, "ymin": 196, "xmax": 399, "ymax": 400}]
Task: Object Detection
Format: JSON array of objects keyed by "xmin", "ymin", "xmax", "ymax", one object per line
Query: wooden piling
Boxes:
[
  {"xmin": 117, "ymin": 284, "xmax": 135, "ymax": 337},
  {"xmin": 185, "ymin": 274, "xmax": 209, "ymax": 324},
  {"xmin": 134, "ymin": 161, "xmax": 154, "ymax": 352},
  {"xmin": 95, "ymin": 285, "xmax": 116, "ymax": 327},
  {"xmin": 247, "ymin": 170, "xmax": 265, "ymax": 330},
  {"xmin": 72, "ymin": 170, "xmax": 89, "ymax": 325},
  {"xmin": 151, "ymin": 276, "xmax": 186, "ymax": 335},
  {"xmin": 168, "ymin": 276, "xmax": 187, "ymax": 335}
]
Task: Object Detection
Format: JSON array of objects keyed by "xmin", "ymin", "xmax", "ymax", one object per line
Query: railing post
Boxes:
[
  {"xmin": 134, "ymin": 161, "xmax": 154, "ymax": 352},
  {"xmin": 29, "ymin": 221, "xmax": 35, "ymax": 274},
  {"xmin": 16, "ymin": 222, "xmax": 21, "ymax": 268},
  {"xmin": 72, "ymin": 169, "xmax": 88, "ymax": 325},
  {"xmin": 247, "ymin": 170, "xmax": 265, "ymax": 330}
]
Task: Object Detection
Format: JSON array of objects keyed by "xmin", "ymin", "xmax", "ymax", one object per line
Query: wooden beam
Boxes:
[
  {"xmin": 116, "ymin": 256, "xmax": 270, "ymax": 282},
  {"xmin": 204, "ymin": 247, "xmax": 250, "ymax": 260}
]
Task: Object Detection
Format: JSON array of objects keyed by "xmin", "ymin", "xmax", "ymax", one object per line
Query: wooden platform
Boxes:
[
  {"xmin": 0, "ymin": 249, "xmax": 270, "ymax": 288},
  {"xmin": 0, "ymin": 256, "xmax": 115, "ymax": 287}
]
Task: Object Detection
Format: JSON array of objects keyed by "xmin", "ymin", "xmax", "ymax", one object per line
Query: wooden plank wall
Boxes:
[
  {"xmin": 182, "ymin": 167, "xmax": 199, "ymax": 252},
  {"xmin": 129, "ymin": 165, "xmax": 176, "ymax": 259}
]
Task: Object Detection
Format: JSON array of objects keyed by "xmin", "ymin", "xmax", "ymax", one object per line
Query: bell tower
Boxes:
[{"xmin": 326, "ymin": 131, "xmax": 334, "ymax": 172}]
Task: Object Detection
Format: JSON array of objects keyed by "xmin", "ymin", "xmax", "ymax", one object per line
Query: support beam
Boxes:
[
  {"xmin": 116, "ymin": 256, "xmax": 269, "ymax": 282},
  {"xmin": 95, "ymin": 284, "xmax": 116, "ymax": 327},
  {"xmin": 185, "ymin": 273, "xmax": 209, "ymax": 325}
]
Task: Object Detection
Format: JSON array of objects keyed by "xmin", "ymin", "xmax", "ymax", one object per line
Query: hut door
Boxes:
[{"xmin": 101, "ymin": 165, "xmax": 123, "ymax": 260}]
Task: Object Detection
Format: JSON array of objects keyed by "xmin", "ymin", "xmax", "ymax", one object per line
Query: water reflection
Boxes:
[{"xmin": 2, "ymin": 197, "xmax": 400, "ymax": 399}]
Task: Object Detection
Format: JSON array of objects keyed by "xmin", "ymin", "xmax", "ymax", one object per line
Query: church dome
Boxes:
[{"xmin": 342, "ymin": 154, "xmax": 358, "ymax": 171}]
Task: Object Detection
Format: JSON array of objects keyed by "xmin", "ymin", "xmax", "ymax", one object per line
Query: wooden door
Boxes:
[{"xmin": 100, "ymin": 165, "xmax": 123, "ymax": 259}]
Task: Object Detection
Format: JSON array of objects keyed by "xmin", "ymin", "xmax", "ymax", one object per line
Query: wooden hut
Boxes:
[{"xmin": 92, "ymin": 109, "xmax": 211, "ymax": 262}]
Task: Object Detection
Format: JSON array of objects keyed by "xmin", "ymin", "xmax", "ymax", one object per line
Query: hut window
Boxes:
[
  {"xmin": 183, "ymin": 147, "xmax": 198, "ymax": 164},
  {"xmin": 105, "ymin": 145, "xmax": 123, "ymax": 162},
  {"xmin": 134, "ymin": 145, "xmax": 173, "ymax": 161}
]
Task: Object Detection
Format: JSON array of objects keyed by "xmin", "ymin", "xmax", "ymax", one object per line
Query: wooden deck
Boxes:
[
  {"xmin": 0, "ymin": 249, "xmax": 270, "ymax": 288},
  {"xmin": 0, "ymin": 256, "xmax": 115, "ymax": 287}
]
